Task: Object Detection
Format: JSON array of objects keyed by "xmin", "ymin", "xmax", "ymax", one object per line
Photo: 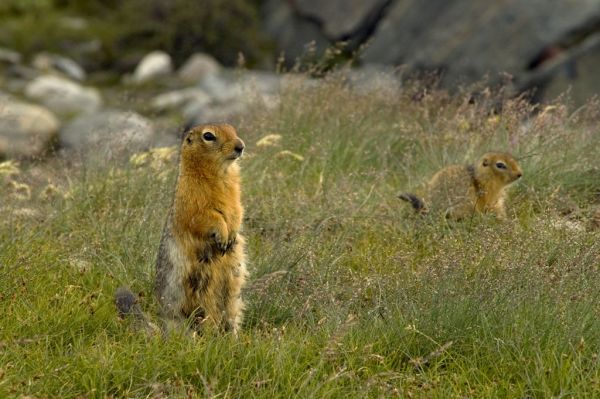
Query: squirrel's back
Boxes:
[{"xmin": 427, "ymin": 165, "xmax": 474, "ymax": 214}]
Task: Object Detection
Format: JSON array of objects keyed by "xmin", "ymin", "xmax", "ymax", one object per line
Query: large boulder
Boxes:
[
  {"xmin": 262, "ymin": 0, "xmax": 330, "ymax": 63},
  {"xmin": 60, "ymin": 110, "xmax": 155, "ymax": 157},
  {"xmin": 361, "ymin": 0, "xmax": 600, "ymax": 87},
  {"xmin": 24, "ymin": 75, "xmax": 102, "ymax": 115},
  {"xmin": 262, "ymin": 0, "xmax": 600, "ymax": 102},
  {"xmin": 531, "ymin": 34, "xmax": 600, "ymax": 104},
  {"xmin": 263, "ymin": 0, "xmax": 390, "ymax": 63},
  {"xmin": 291, "ymin": 0, "xmax": 390, "ymax": 39},
  {"xmin": 132, "ymin": 51, "xmax": 173, "ymax": 84},
  {"xmin": 0, "ymin": 95, "xmax": 60, "ymax": 158}
]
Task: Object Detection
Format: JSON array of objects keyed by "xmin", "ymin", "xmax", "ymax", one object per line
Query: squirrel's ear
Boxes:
[
  {"xmin": 186, "ymin": 136, "xmax": 192, "ymax": 144},
  {"xmin": 482, "ymin": 158, "xmax": 489, "ymax": 167}
]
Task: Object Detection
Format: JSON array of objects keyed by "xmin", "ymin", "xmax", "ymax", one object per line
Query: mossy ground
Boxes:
[{"xmin": 1, "ymin": 76, "xmax": 599, "ymax": 398}]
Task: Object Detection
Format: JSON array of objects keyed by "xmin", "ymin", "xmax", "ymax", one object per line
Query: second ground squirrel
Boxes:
[
  {"xmin": 155, "ymin": 123, "xmax": 248, "ymax": 334},
  {"xmin": 399, "ymin": 152, "xmax": 523, "ymax": 220}
]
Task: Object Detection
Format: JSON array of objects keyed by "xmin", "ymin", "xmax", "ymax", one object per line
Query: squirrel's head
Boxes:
[
  {"xmin": 479, "ymin": 152, "xmax": 523, "ymax": 184},
  {"xmin": 180, "ymin": 123, "xmax": 245, "ymax": 171}
]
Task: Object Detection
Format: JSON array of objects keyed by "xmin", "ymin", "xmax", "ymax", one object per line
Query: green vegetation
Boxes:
[
  {"xmin": 0, "ymin": 0, "xmax": 271, "ymax": 69},
  {"xmin": 1, "ymin": 77, "xmax": 599, "ymax": 397}
]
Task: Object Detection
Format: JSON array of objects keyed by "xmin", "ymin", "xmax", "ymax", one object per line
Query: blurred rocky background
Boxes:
[
  {"xmin": 0, "ymin": 0, "xmax": 599, "ymax": 161},
  {"xmin": 267, "ymin": 0, "xmax": 600, "ymax": 104}
]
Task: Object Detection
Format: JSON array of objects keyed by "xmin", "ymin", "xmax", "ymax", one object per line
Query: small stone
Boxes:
[
  {"xmin": 177, "ymin": 53, "xmax": 221, "ymax": 82},
  {"xmin": 0, "ymin": 98, "xmax": 60, "ymax": 158},
  {"xmin": 61, "ymin": 109, "xmax": 155, "ymax": 157},
  {"xmin": 24, "ymin": 75, "xmax": 102, "ymax": 115},
  {"xmin": 32, "ymin": 52, "xmax": 87, "ymax": 81},
  {"xmin": 199, "ymin": 72, "xmax": 243, "ymax": 103},
  {"xmin": 0, "ymin": 47, "xmax": 21, "ymax": 64},
  {"xmin": 150, "ymin": 88, "xmax": 211, "ymax": 112},
  {"xmin": 132, "ymin": 51, "xmax": 173, "ymax": 84}
]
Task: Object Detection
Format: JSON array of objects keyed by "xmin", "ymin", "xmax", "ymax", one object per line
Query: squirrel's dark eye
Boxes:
[
  {"xmin": 186, "ymin": 136, "xmax": 192, "ymax": 144},
  {"xmin": 202, "ymin": 132, "xmax": 216, "ymax": 141},
  {"xmin": 495, "ymin": 162, "xmax": 507, "ymax": 169}
]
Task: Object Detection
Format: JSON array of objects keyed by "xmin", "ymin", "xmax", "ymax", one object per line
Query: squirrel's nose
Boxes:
[{"xmin": 234, "ymin": 140, "xmax": 245, "ymax": 154}]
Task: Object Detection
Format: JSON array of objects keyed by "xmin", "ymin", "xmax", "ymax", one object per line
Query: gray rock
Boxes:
[
  {"xmin": 240, "ymin": 71, "xmax": 282, "ymax": 95},
  {"xmin": 186, "ymin": 71, "xmax": 282, "ymax": 126},
  {"xmin": 2, "ymin": 78, "xmax": 28, "ymax": 94},
  {"xmin": 61, "ymin": 110, "xmax": 155, "ymax": 157},
  {"xmin": 150, "ymin": 87, "xmax": 211, "ymax": 112},
  {"xmin": 0, "ymin": 47, "xmax": 21, "ymax": 65},
  {"xmin": 336, "ymin": 64, "xmax": 403, "ymax": 95},
  {"xmin": 263, "ymin": 0, "xmax": 330, "ymax": 65},
  {"xmin": 262, "ymin": 0, "xmax": 600, "ymax": 102},
  {"xmin": 177, "ymin": 53, "xmax": 221, "ymax": 83},
  {"xmin": 527, "ymin": 33, "xmax": 600, "ymax": 104},
  {"xmin": 198, "ymin": 72, "xmax": 242, "ymax": 103},
  {"xmin": 199, "ymin": 70, "xmax": 281, "ymax": 103},
  {"xmin": 32, "ymin": 52, "xmax": 87, "ymax": 81},
  {"xmin": 292, "ymin": 0, "xmax": 390, "ymax": 39},
  {"xmin": 5, "ymin": 64, "xmax": 39, "ymax": 80},
  {"xmin": 361, "ymin": 0, "xmax": 600, "ymax": 88},
  {"xmin": 0, "ymin": 96, "xmax": 60, "ymax": 158},
  {"xmin": 184, "ymin": 101, "xmax": 248, "ymax": 127},
  {"xmin": 132, "ymin": 51, "xmax": 173, "ymax": 84},
  {"xmin": 24, "ymin": 75, "xmax": 102, "ymax": 115}
]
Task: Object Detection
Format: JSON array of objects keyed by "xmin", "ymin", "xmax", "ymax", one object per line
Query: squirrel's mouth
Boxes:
[
  {"xmin": 227, "ymin": 146, "xmax": 244, "ymax": 160},
  {"xmin": 227, "ymin": 152, "xmax": 243, "ymax": 160}
]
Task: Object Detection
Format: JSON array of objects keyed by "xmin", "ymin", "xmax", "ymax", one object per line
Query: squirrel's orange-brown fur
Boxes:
[
  {"xmin": 399, "ymin": 152, "xmax": 523, "ymax": 220},
  {"xmin": 155, "ymin": 123, "xmax": 247, "ymax": 334}
]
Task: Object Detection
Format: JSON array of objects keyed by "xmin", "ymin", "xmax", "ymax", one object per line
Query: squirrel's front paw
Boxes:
[
  {"xmin": 224, "ymin": 231, "xmax": 237, "ymax": 253},
  {"xmin": 209, "ymin": 226, "xmax": 229, "ymax": 254}
]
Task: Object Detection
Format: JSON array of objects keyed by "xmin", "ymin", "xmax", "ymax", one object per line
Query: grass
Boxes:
[{"xmin": 1, "ymin": 74, "xmax": 600, "ymax": 397}]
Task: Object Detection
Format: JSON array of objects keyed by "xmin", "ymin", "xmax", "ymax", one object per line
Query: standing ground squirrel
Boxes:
[
  {"xmin": 155, "ymin": 123, "xmax": 248, "ymax": 334},
  {"xmin": 399, "ymin": 152, "xmax": 523, "ymax": 220},
  {"xmin": 115, "ymin": 124, "xmax": 247, "ymax": 334}
]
